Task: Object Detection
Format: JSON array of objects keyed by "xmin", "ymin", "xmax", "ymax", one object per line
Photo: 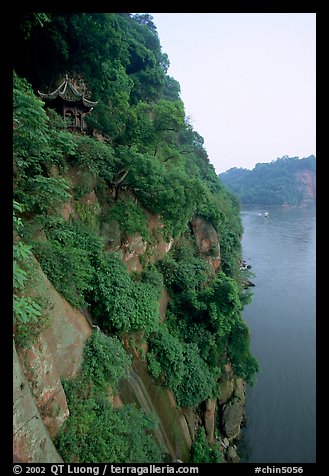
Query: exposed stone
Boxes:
[
  {"xmin": 190, "ymin": 217, "xmax": 220, "ymax": 272},
  {"xmin": 222, "ymin": 402, "xmax": 244, "ymax": 440},
  {"xmin": 60, "ymin": 200, "xmax": 77, "ymax": 222},
  {"xmin": 36, "ymin": 264, "xmax": 92, "ymax": 379},
  {"xmin": 112, "ymin": 394, "xmax": 123, "ymax": 408},
  {"xmin": 204, "ymin": 398, "xmax": 216, "ymax": 445},
  {"xmin": 14, "ymin": 262, "xmax": 93, "ymax": 461},
  {"xmin": 295, "ymin": 170, "xmax": 316, "ymax": 206},
  {"xmin": 13, "ymin": 343, "xmax": 63, "ymax": 463},
  {"xmin": 119, "ymin": 359, "xmax": 192, "ymax": 462},
  {"xmin": 123, "ymin": 234, "xmax": 147, "ymax": 267},
  {"xmin": 181, "ymin": 407, "xmax": 196, "ymax": 441},
  {"xmin": 81, "ymin": 190, "xmax": 98, "ymax": 205},
  {"xmin": 242, "ymin": 278, "xmax": 255, "ymax": 288},
  {"xmin": 125, "ymin": 255, "xmax": 143, "ymax": 272},
  {"xmin": 234, "ymin": 378, "xmax": 246, "ymax": 403},
  {"xmin": 218, "ymin": 375, "xmax": 235, "ymax": 405},
  {"xmin": 18, "ymin": 334, "xmax": 69, "ymax": 438},
  {"xmin": 49, "ymin": 165, "xmax": 59, "ymax": 177},
  {"xmin": 227, "ymin": 445, "xmax": 240, "ymax": 463}
]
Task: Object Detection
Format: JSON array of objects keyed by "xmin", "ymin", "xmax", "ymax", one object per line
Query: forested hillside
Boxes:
[
  {"xmin": 219, "ymin": 155, "xmax": 316, "ymax": 206},
  {"xmin": 13, "ymin": 13, "xmax": 258, "ymax": 464}
]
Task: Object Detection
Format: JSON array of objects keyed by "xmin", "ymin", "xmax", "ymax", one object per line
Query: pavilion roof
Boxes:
[{"xmin": 38, "ymin": 75, "xmax": 98, "ymax": 108}]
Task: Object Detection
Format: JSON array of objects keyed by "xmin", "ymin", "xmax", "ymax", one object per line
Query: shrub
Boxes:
[
  {"xmin": 13, "ymin": 201, "xmax": 50, "ymax": 347},
  {"xmin": 15, "ymin": 175, "xmax": 71, "ymax": 215},
  {"xmin": 32, "ymin": 220, "xmax": 103, "ymax": 308},
  {"xmin": 107, "ymin": 195, "xmax": 149, "ymax": 240},
  {"xmin": 90, "ymin": 253, "xmax": 160, "ymax": 334},
  {"xmin": 55, "ymin": 329, "xmax": 163, "ymax": 463},
  {"xmin": 174, "ymin": 343, "xmax": 216, "ymax": 408},
  {"xmin": 227, "ymin": 320, "xmax": 260, "ymax": 385},
  {"xmin": 75, "ymin": 201, "xmax": 101, "ymax": 233},
  {"xmin": 55, "ymin": 394, "xmax": 163, "ymax": 463},
  {"xmin": 190, "ymin": 427, "xmax": 222, "ymax": 463},
  {"xmin": 82, "ymin": 330, "xmax": 132, "ymax": 391}
]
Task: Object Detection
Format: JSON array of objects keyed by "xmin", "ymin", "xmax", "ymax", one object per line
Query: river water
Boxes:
[{"xmin": 238, "ymin": 206, "xmax": 316, "ymax": 463}]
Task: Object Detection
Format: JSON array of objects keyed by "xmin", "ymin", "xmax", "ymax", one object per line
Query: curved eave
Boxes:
[
  {"xmin": 38, "ymin": 79, "xmax": 97, "ymax": 107},
  {"xmin": 82, "ymin": 98, "xmax": 99, "ymax": 108}
]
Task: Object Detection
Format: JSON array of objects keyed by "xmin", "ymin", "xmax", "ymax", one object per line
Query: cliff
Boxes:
[
  {"xmin": 13, "ymin": 13, "xmax": 258, "ymax": 464},
  {"xmin": 13, "ymin": 208, "xmax": 248, "ymax": 463},
  {"xmin": 219, "ymin": 155, "xmax": 316, "ymax": 206},
  {"xmin": 13, "ymin": 259, "xmax": 91, "ymax": 462}
]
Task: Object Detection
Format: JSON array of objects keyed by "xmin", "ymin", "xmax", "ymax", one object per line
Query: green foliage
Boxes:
[
  {"xmin": 175, "ymin": 343, "xmax": 216, "ymax": 407},
  {"xmin": 13, "ymin": 201, "xmax": 50, "ymax": 347},
  {"xmin": 56, "ymin": 392, "xmax": 163, "ymax": 463},
  {"xmin": 227, "ymin": 321, "xmax": 260, "ymax": 385},
  {"xmin": 72, "ymin": 135, "xmax": 116, "ymax": 183},
  {"xmin": 90, "ymin": 253, "xmax": 160, "ymax": 334},
  {"xmin": 75, "ymin": 201, "xmax": 101, "ymax": 233},
  {"xmin": 19, "ymin": 13, "xmax": 51, "ymax": 39},
  {"xmin": 112, "ymin": 148, "xmax": 201, "ymax": 238},
  {"xmin": 82, "ymin": 330, "xmax": 132, "ymax": 391},
  {"xmin": 13, "ymin": 295, "xmax": 43, "ymax": 325},
  {"xmin": 55, "ymin": 329, "xmax": 163, "ymax": 463},
  {"xmin": 199, "ymin": 272, "xmax": 243, "ymax": 337},
  {"xmin": 148, "ymin": 327, "xmax": 185, "ymax": 390},
  {"xmin": 32, "ymin": 220, "xmax": 103, "ymax": 308},
  {"xmin": 13, "ymin": 14, "xmax": 259, "ymax": 429},
  {"xmin": 148, "ymin": 328, "xmax": 216, "ymax": 407},
  {"xmin": 190, "ymin": 427, "xmax": 222, "ymax": 463},
  {"xmin": 140, "ymin": 265, "xmax": 164, "ymax": 296},
  {"xmin": 13, "ymin": 71, "xmax": 76, "ymax": 180},
  {"xmin": 154, "ymin": 238, "xmax": 259, "ymax": 403},
  {"xmin": 220, "ymin": 155, "xmax": 316, "ymax": 206},
  {"xmin": 15, "ymin": 176, "xmax": 71, "ymax": 214},
  {"xmin": 108, "ymin": 196, "xmax": 149, "ymax": 240},
  {"xmin": 147, "ymin": 352, "xmax": 162, "ymax": 380}
]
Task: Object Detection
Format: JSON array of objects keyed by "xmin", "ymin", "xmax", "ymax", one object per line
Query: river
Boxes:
[{"xmin": 238, "ymin": 206, "xmax": 316, "ymax": 463}]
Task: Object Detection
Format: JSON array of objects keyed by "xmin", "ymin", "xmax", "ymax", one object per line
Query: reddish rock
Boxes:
[
  {"xmin": 191, "ymin": 217, "xmax": 221, "ymax": 272},
  {"xmin": 13, "ymin": 263, "xmax": 93, "ymax": 461},
  {"xmin": 123, "ymin": 234, "xmax": 147, "ymax": 272},
  {"xmin": 40, "ymin": 272, "xmax": 92, "ymax": 379},
  {"xmin": 204, "ymin": 398, "xmax": 216, "ymax": 445},
  {"xmin": 295, "ymin": 170, "xmax": 316, "ymax": 205},
  {"xmin": 81, "ymin": 190, "xmax": 97, "ymax": 205},
  {"xmin": 60, "ymin": 200, "xmax": 76, "ymax": 221},
  {"xmin": 18, "ymin": 334, "xmax": 69, "ymax": 438},
  {"xmin": 13, "ymin": 343, "xmax": 63, "ymax": 463}
]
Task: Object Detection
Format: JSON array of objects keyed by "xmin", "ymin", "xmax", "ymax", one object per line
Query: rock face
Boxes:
[
  {"xmin": 216, "ymin": 375, "xmax": 247, "ymax": 462},
  {"xmin": 13, "ymin": 264, "xmax": 92, "ymax": 461},
  {"xmin": 13, "ymin": 343, "xmax": 63, "ymax": 463},
  {"xmin": 234, "ymin": 378, "xmax": 246, "ymax": 404},
  {"xmin": 204, "ymin": 398, "xmax": 216, "ymax": 445},
  {"xmin": 190, "ymin": 217, "xmax": 220, "ymax": 272},
  {"xmin": 218, "ymin": 374, "xmax": 235, "ymax": 406},
  {"xmin": 118, "ymin": 359, "xmax": 192, "ymax": 462},
  {"xmin": 123, "ymin": 234, "xmax": 147, "ymax": 272},
  {"xmin": 18, "ymin": 335, "xmax": 69, "ymax": 438},
  {"xmin": 227, "ymin": 445, "xmax": 240, "ymax": 463},
  {"xmin": 295, "ymin": 170, "xmax": 316, "ymax": 206},
  {"xmin": 222, "ymin": 401, "xmax": 244, "ymax": 440},
  {"xmin": 39, "ymin": 270, "xmax": 92, "ymax": 379}
]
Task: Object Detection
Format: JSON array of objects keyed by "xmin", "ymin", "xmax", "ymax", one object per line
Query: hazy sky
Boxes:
[{"xmin": 150, "ymin": 13, "xmax": 316, "ymax": 174}]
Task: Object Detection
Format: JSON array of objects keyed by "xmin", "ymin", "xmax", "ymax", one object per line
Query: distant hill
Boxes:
[{"xmin": 219, "ymin": 155, "xmax": 316, "ymax": 206}]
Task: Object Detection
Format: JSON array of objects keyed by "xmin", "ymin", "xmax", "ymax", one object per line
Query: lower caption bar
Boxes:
[{"xmin": 11, "ymin": 463, "xmax": 317, "ymax": 475}]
